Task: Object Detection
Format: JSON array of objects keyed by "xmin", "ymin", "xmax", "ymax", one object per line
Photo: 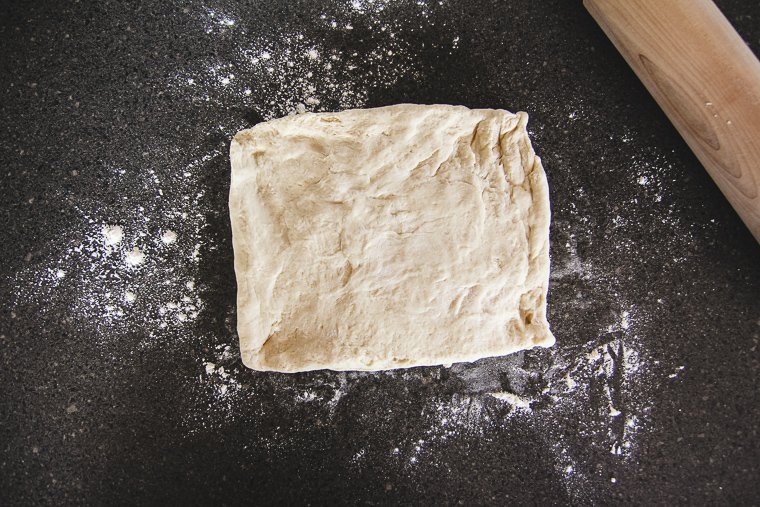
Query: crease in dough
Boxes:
[{"xmin": 230, "ymin": 104, "xmax": 555, "ymax": 372}]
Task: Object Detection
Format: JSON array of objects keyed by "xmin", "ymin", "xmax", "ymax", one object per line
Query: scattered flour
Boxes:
[
  {"xmin": 9, "ymin": 146, "xmax": 219, "ymax": 341},
  {"xmin": 7, "ymin": 1, "xmax": 682, "ymax": 502},
  {"xmin": 185, "ymin": 345, "xmax": 244, "ymax": 437},
  {"xmin": 296, "ymin": 391, "xmax": 318, "ymax": 403},
  {"xmin": 170, "ymin": 0, "xmax": 455, "ymax": 121},
  {"xmin": 203, "ymin": 355, "xmax": 241, "ymax": 399}
]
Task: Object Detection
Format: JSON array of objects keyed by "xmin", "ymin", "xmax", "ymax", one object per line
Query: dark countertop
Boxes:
[{"xmin": 1, "ymin": 0, "xmax": 759, "ymax": 504}]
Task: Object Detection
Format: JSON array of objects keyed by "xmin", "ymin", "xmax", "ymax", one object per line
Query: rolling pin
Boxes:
[{"xmin": 584, "ymin": 0, "xmax": 760, "ymax": 243}]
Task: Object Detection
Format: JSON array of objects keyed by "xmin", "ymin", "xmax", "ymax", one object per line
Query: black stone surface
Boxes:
[{"xmin": 1, "ymin": 0, "xmax": 759, "ymax": 505}]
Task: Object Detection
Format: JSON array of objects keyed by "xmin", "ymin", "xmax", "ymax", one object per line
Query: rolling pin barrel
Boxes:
[{"xmin": 584, "ymin": 0, "xmax": 760, "ymax": 243}]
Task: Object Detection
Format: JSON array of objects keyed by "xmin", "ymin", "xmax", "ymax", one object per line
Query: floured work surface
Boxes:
[{"xmin": 229, "ymin": 104, "xmax": 554, "ymax": 372}]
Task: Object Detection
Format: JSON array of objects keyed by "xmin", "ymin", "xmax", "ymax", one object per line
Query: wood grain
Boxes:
[{"xmin": 584, "ymin": 0, "xmax": 760, "ymax": 243}]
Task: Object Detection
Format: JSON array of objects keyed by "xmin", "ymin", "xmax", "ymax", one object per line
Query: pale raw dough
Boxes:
[{"xmin": 229, "ymin": 104, "xmax": 555, "ymax": 372}]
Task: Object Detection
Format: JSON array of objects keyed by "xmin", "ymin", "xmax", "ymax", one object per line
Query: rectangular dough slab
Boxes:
[{"xmin": 229, "ymin": 104, "xmax": 555, "ymax": 372}]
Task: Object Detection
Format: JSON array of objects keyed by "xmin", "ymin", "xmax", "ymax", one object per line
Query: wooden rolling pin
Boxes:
[{"xmin": 584, "ymin": 0, "xmax": 760, "ymax": 243}]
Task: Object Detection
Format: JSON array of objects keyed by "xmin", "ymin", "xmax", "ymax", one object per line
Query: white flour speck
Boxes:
[
  {"xmin": 102, "ymin": 224, "xmax": 123, "ymax": 246},
  {"xmin": 161, "ymin": 230, "xmax": 178, "ymax": 245},
  {"xmin": 125, "ymin": 246, "xmax": 146, "ymax": 267}
]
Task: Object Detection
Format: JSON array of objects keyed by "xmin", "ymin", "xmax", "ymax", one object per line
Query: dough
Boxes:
[{"xmin": 229, "ymin": 104, "xmax": 554, "ymax": 372}]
